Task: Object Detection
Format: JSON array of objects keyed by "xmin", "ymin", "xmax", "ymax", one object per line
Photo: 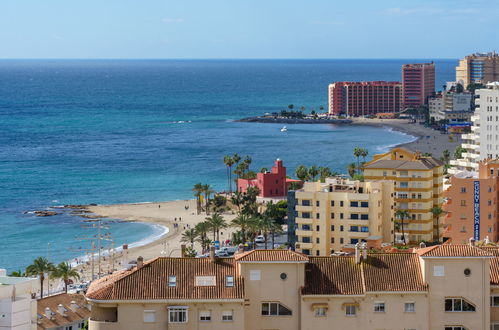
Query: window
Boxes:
[
  {"xmin": 302, "ymin": 200, "xmax": 311, "ymax": 206},
  {"xmin": 331, "ymin": 212, "xmax": 335, "ymax": 219},
  {"xmin": 168, "ymin": 306, "xmax": 188, "ymax": 323},
  {"xmin": 261, "ymin": 302, "xmax": 292, "ymax": 316},
  {"xmin": 302, "ymin": 224, "xmax": 311, "ymax": 230},
  {"xmin": 222, "ymin": 310, "xmax": 233, "ymax": 321},
  {"xmin": 340, "ymin": 213, "xmax": 344, "ymax": 219},
  {"xmin": 302, "ymin": 212, "xmax": 311, "ymax": 218},
  {"xmin": 350, "ymin": 238, "xmax": 358, "ymax": 244},
  {"xmin": 404, "ymin": 302, "xmax": 415, "ymax": 312},
  {"xmin": 331, "ymin": 225, "xmax": 335, "ymax": 231},
  {"xmin": 444, "ymin": 298, "xmax": 476, "ymax": 312},
  {"xmin": 350, "ymin": 226, "xmax": 358, "ymax": 232},
  {"xmin": 461, "ymin": 200, "xmax": 466, "ymax": 206},
  {"xmin": 199, "ymin": 310, "xmax": 211, "ymax": 321},
  {"xmin": 302, "ymin": 237, "xmax": 311, "ymax": 243},
  {"xmin": 361, "ymin": 202, "xmax": 369, "ymax": 207},
  {"xmin": 331, "ymin": 201, "xmax": 335, "ymax": 207},
  {"xmin": 340, "ymin": 225, "xmax": 344, "ymax": 232},
  {"xmin": 400, "ymin": 182, "xmax": 408, "ymax": 188},
  {"xmin": 491, "ymin": 296, "xmax": 499, "ymax": 307},
  {"xmin": 316, "ymin": 237, "xmax": 320, "ymax": 244},
  {"xmin": 350, "ymin": 201, "xmax": 359, "ymax": 207},
  {"xmin": 445, "ymin": 326, "xmax": 468, "ymax": 330},
  {"xmin": 65, "ymin": 327, "xmax": 73, "ymax": 330},
  {"xmin": 361, "ymin": 214, "xmax": 369, "ymax": 220},
  {"xmin": 340, "ymin": 201, "xmax": 344, "ymax": 207},
  {"xmin": 144, "ymin": 310, "xmax": 156, "ymax": 323},
  {"xmin": 316, "ymin": 225, "xmax": 320, "ymax": 231},
  {"xmin": 331, "ymin": 237, "xmax": 334, "ymax": 243},
  {"xmin": 361, "ymin": 226, "xmax": 369, "ymax": 232},
  {"xmin": 351, "ymin": 214, "xmax": 359, "ymax": 220},
  {"xmin": 374, "ymin": 302, "xmax": 385, "ymax": 312},
  {"xmin": 302, "ymin": 249, "xmax": 310, "ymax": 255},
  {"xmin": 250, "ymin": 270, "xmax": 261, "ymax": 281},
  {"xmin": 316, "ymin": 213, "xmax": 320, "ymax": 219},
  {"xmin": 226, "ymin": 276, "xmax": 234, "ymax": 287},
  {"xmin": 340, "ymin": 238, "xmax": 344, "ymax": 244},
  {"xmin": 345, "ymin": 305, "xmax": 356, "ymax": 316},
  {"xmin": 314, "ymin": 307, "xmax": 327, "ymax": 317},
  {"xmin": 316, "ymin": 201, "xmax": 320, "ymax": 207},
  {"xmin": 168, "ymin": 275, "xmax": 177, "ymax": 287}
]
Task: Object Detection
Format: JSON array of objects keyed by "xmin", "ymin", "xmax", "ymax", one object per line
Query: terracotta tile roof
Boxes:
[
  {"xmin": 302, "ymin": 257, "xmax": 363, "ymax": 295},
  {"xmin": 491, "ymin": 258, "xmax": 499, "ymax": 285},
  {"xmin": 479, "ymin": 246, "xmax": 499, "ymax": 256},
  {"xmin": 416, "ymin": 244, "xmax": 494, "ymax": 257},
  {"xmin": 37, "ymin": 293, "xmax": 90, "ymax": 330},
  {"xmin": 363, "ymin": 254, "xmax": 427, "ymax": 292},
  {"xmin": 303, "ymin": 254, "xmax": 427, "ymax": 295},
  {"xmin": 86, "ymin": 257, "xmax": 244, "ymax": 301},
  {"xmin": 234, "ymin": 249, "xmax": 309, "ymax": 262}
]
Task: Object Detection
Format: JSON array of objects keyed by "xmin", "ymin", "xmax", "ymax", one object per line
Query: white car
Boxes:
[{"xmin": 255, "ymin": 235, "xmax": 265, "ymax": 243}]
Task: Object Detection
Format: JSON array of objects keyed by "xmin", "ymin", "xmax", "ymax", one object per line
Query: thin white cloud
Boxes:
[{"xmin": 162, "ymin": 18, "xmax": 184, "ymax": 23}]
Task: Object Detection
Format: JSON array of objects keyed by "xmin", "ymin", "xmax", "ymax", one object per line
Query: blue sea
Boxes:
[{"xmin": 0, "ymin": 59, "xmax": 456, "ymax": 271}]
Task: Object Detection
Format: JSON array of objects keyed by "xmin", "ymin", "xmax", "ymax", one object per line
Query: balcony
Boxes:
[
  {"xmin": 296, "ymin": 205, "xmax": 313, "ymax": 212},
  {"xmin": 88, "ymin": 319, "xmax": 119, "ymax": 330},
  {"xmin": 296, "ymin": 242, "xmax": 313, "ymax": 250},
  {"xmin": 295, "ymin": 229, "xmax": 313, "ymax": 237},
  {"xmin": 295, "ymin": 217, "xmax": 313, "ymax": 224}
]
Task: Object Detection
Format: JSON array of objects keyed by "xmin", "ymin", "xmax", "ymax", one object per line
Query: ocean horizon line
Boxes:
[{"xmin": 0, "ymin": 57, "xmax": 460, "ymax": 61}]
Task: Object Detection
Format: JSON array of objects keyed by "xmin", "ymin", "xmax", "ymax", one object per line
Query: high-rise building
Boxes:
[
  {"xmin": 450, "ymin": 82, "xmax": 499, "ymax": 175},
  {"xmin": 456, "ymin": 52, "xmax": 499, "ymax": 87},
  {"xmin": 288, "ymin": 178, "xmax": 394, "ymax": 256},
  {"xmin": 402, "ymin": 62, "xmax": 435, "ymax": 108},
  {"xmin": 363, "ymin": 148, "xmax": 444, "ymax": 242},
  {"xmin": 328, "ymin": 81, "xmax": 402, "ymax": 116}
]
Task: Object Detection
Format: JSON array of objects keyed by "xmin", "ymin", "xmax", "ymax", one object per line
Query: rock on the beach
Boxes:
[{"xmin": 33, "ymin": 210, "xmax": 62, "ymax": 217}]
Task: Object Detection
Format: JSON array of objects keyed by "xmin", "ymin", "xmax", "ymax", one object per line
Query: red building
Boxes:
[
  {"xmin": 237, "ymin": 159, "xmax": 300, "ymax": 198},
  {"xmin": 402, "ymin": 62, "xmax": 435, "ymax": 108},
  {"xmin": 328, "ymin": 81, "xmax": 403, "ymax": 116}
]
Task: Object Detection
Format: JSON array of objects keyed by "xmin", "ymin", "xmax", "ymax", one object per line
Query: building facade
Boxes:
[
  {"xmin": 328, "ymin": 81, "xmax": 403, "ymax": 116},
  {"xmin": 456, "ymin": 52, "xmax": 499, "ymax": 87},
  {"xmin": 288, "ymin": 178, "xmax": 394, "ymax": 256},
  {"xmin": 0, "ymin": 269, "xmax": 37, "ymax": 330},
  {"xmin": 402, "ymin": 62, "xmax": 435, "ymax": 108},
  {"xmin": 429, "ymin": 91, "xmax": 472, "ymax": 123},
  {"xmin": 363, "ymin": 148, "xmax": 444, "ymax": 243},
  {"xmin": 86, "ymin": 246, "xmax": 499, "ymax": 330}
]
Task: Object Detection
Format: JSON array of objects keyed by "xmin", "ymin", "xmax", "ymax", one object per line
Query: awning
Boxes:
[{"xmin": 311, "ymin": 303, "xmax": 329, "ymax": 311}]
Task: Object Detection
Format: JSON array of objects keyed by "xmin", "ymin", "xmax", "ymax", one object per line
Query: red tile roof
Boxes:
[
  {"xmin": 86, "ymin": 257, "xmax": 244, "ymax": 301},
  {"xmin": 416, "ymin": 244, "xmax": 494, "ymax": 257},
  {"xmin": 303, "ymin": 257, "xmax": 363, "ymax": 295},
  {"xmin": 234, "ymin": 249, "xmax": 309, "ymax": 262},
  {"xmin": 37, "ymin": 293, "xmax": 90, "ymax": 330}
]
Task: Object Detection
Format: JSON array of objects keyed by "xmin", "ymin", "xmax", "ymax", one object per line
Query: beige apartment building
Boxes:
[
  {"xmin": 86, "ymin": 245, "xmax": 499, "ymax": 330},
  {"xmin": 290, "ymin": 177, "xmax": 394, "ymax": 256},
  {"xmin": 363, "ymin": 147, "xmax": 444, "ymax": 243},
  {"xmin": 456, "ymin": 52, "xmax": 499, "ymax": 87}
]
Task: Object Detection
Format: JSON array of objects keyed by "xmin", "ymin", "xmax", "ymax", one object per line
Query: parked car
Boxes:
[{"xmin": 255, "ymin": 235, "xmax": 265, "ymax": 243}]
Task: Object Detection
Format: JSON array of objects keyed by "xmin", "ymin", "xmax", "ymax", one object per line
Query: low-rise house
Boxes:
[{"xmin": 36, "ymin": 293, "xmax": 90, "ymax": 330}]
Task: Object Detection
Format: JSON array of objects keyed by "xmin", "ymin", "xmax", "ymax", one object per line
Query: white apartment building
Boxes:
[
  {"xmin": 0, "ymin": 269, "xmax": 37, "ymax": 330},
  {"xmin": 450, "ymin": 82, "xmax": 499, "ymax": 175}
]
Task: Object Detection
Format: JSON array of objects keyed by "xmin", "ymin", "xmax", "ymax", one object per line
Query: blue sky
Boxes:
[{"xmin": 1, "ymin": 0, "xmax": 497, "ymax": 59}]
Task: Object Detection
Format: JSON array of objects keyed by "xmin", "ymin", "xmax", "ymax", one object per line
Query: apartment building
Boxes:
[
  {"xmin": 456, "ymin": 52, "xmax": 499, "ymax": 87},
  {"xmin": 402, "ymin": 62, "xmax": 435, "ymax": 108},
  {"xmin": 443, "ymin": 160, "xmax": 499, "ymax": 244},
  {"xmin": 363, "ymin": 147, "xmax": 444, "ymax": 243},
  {"xmin": 429, "ymin": 93, "xmax": 473, "ymax": 123},
  {"xmin": 328, "ymin": 81, "xmax": 403, "ymax": 116},
  {"xmin": 0, "ymin": 269, "xmax": 37, "ymax": 330},
  {"xmin": 86, "ymin": 245, "xmax": 499, "ymax": 330},
  {"xmin": 450, "ymin": 82, "xmax": 499, "ymax": 175},
  {"xmin": 288, "ymin": 178, "xmax": 394, "ymax": 256}
]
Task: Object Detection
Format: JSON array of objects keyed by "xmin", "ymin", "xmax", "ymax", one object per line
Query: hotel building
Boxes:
[
  {"xmin": 328, "ymin": 81, "xmax": 403, "ymax": 116},
  {"xmin": 456, "ymin": 52, "xmax": 499, "ymax": 87},
  {"xmin": 429, "ymin": 90, "xmax": 473, "ymax": 123},
  {"xmin": 450, "ymin": 82, "xmax": 499, "ymax": 175},
  {"xmin": 402, "ymin": 62, "xmax": 435, "ymax": 108},
  {"xmin": 288, "ymin": 178, "xmax": 394, "ymax": 256},
  {"xmin": 363, "ymin": 148, "xmax": 444, "ymax": 242},
  {"xmin": 86, "ymin": 245, "xmax": 499, "ymax": 330}
]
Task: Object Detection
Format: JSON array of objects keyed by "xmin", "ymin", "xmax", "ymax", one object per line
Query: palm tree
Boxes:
[
  {"xmin": 9, "ymin": 270, "xmax": 25, "ymax": 277},
  {"xmin": 295, "ymin": 165, "xmax": 309, "ymax": 181},
  {"xmin": 360, "ymin": 148, "xmax": 369, "ymax": 163},
  {"xmin": 347, "ymin": 163, "xmax": 357, "ymax": 178},
  {"xmin": 202, "ymin": 184, "xmax": 215, "ymax": 215},
  {"xmin": 318, "ymin": 166, "xmax": 332, "ymax": 182},
  {"xmin": 196, "ymin": 237, "xmax": 212, "ymax": 254},
  {"xmin": 260, "ymin": 167, "xmax": 268, "ymax": 173},
  {"xmin": 353, "ymin": 147, "xmax": 362, "ymax": 170},
  {"xmin": 51, "ymin": 262, "xmax": 80, "ymax": 293},
  {"xmin": 192, "ymin": 183, "xmax": 204, "ymax": 215},
  {"xmin": 308, "ymin": 166, "xmax": 319, "ymax": 181},
  {"xmin": 26, "ymin": 257, "xmax": 54, "ymax": 298},
  {"xmin": 431, "ymin": 206, "xmax": 444, "ymax": 242},
  {"xmin": 223, "ymin": 155, "xmax": 235, "ymax": 193},
  {"xmin": 231, "ymin": 192, "xmax": 244, "ymax": 215},
  {"xmin": 442, "ymin": 149, "xmax": 450, "ymax": 165},
  {"xmin": 270, "ymin": 221, "xmax": 283, "ymax": 248},
  {"xmin": 257, "ymin": 216, "xmax": 275, "ymax": 249},
  {"xmin": 231, "ymin": 214, "xmax": 251, "ymax": 243},
  {"xmin": 205, "ymin": 213, "xmax": 227, "ymax": 242},
  {"xmin": 395, "ymin": 210, "xmax": 410, "ymax": 244},
  {"xmin": 181, "ymin": 229, "xmax": 198, "ymax": 248}
]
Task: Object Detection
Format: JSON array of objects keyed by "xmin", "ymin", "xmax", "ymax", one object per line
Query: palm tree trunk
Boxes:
[
  {"xmin": 40, "ymin": 277, "xmax": 44, "ymax": 298},
  {"xmin": 64, "ymin": 280, "xmax": 68, "ymax": 293},
  {"xmin": 264, "ymin": 233, "xmax": 268, "ymax": 249},
  {"xmin": 401, "ymin": 218, "xmax": 405, "ymax": 244},
  {"xmin": 227, "ymin": 167, "xmax": 230, "ymax": 194},
  {"xmin": 229, "ymin": 166, "xmax": 232, "ymax": 194},
  {"xmin": 271, "ymin": 231, "xmax": 275, "ymax": 248}
]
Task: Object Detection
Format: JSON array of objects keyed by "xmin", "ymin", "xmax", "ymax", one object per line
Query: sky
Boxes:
[{"xmin": 1, "ymin": 0, "xmax": 498, "ymax": 59}]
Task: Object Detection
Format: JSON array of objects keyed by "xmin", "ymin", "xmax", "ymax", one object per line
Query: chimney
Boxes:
[
  {"xmin": 361, "ymin": 243, "xmax": 367, "ymax": 260},
  {"xmin": 69, "ymin": 301, "xmax": 79, "ymax": 312},
  {"xmin": 209, "ymin": 246, "xmax": 216, "ymax": 262},
  {"xmin": 419, "ymin": 242, "xmax": 426, "ymax": 249},
  {"xmin": 469, "ymin": 237, "xmax": 476, "ymax": 246},
  {"xmin": 44, "ymin": 307, "xmax": 53, "ymax": 319},
  {"xmin": 354, "ymin": 243, "xmax": 361, "ymax": 264},
  {"xmin": 181, "ymin": 244, "xmax": 186, "ymax": 257},
  {"xmin": 57, "ymin": 304, "xmax": 66, "ymax": 316},
  {"xmin": 137, "ymin": 256, "xmax": 144, "ymax": 269}
]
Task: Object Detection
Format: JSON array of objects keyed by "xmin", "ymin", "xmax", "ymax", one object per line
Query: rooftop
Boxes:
[
  {"xmin": 37, "ymin": 293, "xmax": 90, "ymax": 330},
  {"xmin": 415, "ymin": 244, "xmax": 494, "ymax": 258},
  {"xmin": 364, "ymin": 159, "xmax": 441, "ymax": 170},
  {"xmin": 234, "ymin": 249, "xmax": 309, "ymax": 262}
]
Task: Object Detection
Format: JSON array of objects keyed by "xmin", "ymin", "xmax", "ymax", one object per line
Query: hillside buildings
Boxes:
[
  {"xmin": 0, "ymin": 269, "xmax": 37, "ymax": 330},
  {"xmin": 86, "ymin": 245, "xmax": 499, "ymax": 330},
  {"xmin": 288, "ymin": 178, "xmax": 394, "ymax": 256},
  {"xmin": 237, "ymin": 159, "xmax": 300, "ymax": 198},
  {"xmin": 402, "ymin": 62, "xmax": 435, "ymax": 108},
  {"xmin": 327, "ymin": 81, "xmax": 403, "ymax": 116},
  {"xmin": 363, "ymin": 148, "xmax": 444, "ymax": 243},
  {"xmin": 456, "ymin": 52, "xmax": 499, "ymax": 87},
  {"xmin": 429, "ymin": 89, "xmax": 473, "ymax": 123}
]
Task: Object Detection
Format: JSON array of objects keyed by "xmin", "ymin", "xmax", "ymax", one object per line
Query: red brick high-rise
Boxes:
[
  {"xmin": 328, "ymin": 81, "xmax": 403, "ymax": 116},
  {"xmin": 402, "ymin": 62, "xmax": 435, "ymax": 109}
]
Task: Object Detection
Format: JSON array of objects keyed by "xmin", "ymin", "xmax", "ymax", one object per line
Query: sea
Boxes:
[{"xmin": 0, "ymin": 59, "xmax": 456, "ymax": 272}]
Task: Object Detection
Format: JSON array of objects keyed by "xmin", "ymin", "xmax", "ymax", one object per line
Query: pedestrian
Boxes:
[
  {"xmin": 174, "ymin": 217, "xmax": 177, "ymax": 221},
  {"xmin": 179, "ymin": 217, "xmax": 182, "ymax": 221},
  {"xmin": 158, "ymin": 205, "xmax": 161, "ymax": 208}
]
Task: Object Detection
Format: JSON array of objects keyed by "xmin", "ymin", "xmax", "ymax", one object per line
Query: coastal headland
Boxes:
[{"xmin": 237, "ymin": 116, "xmax": 352, "ymax": 124}]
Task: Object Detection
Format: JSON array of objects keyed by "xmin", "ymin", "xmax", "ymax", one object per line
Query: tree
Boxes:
[
  {"xmin": 288, "ymin": 104, "xmax": 294, "ymax": 110},
  {"xmin": 347, "ymin": 163, "xmax": 357, "ymax": 178},
  {"xmin": 26, "ymin": 257, "xmax": 54, "ymax": 298},
  {"xmin": 242, "ymin": 186, "xmax": 260, "ymax": 216},
  {"xmin": 308, "ymin": 166, "xmax": 319, "ymax": 181},
  {"xmin": 353, "ymin": 147, "xmax": 363, "ymax": 170},
  {"xmin": 9, "ymin": 270, "xmax": 25, "ymax": 277},
  {"xmin": 196, "ymin": 237, "xmax": 212, "ymax": 254},
  {"xmin": 454, "ymin": 146, "xmax": 466, "ymax": 160},
  {"xmin": 202, "ymin": 184, "xmax": 215, "ymax": 215},
  {"xmin": 223, "ymin": 155, "xmax": 235, "ymax": 193},
  {"xmin": 195, "ymin": 221, "xmax": 211, "ymax": 252},
  {"xmin": 231, "ymin": 192, "xmax": 244, "ymax": 214},
  {"xmin": 260, "ymin": 167, "xmax": 268, "ymax": 173},
  {"xmin": 51, "ymin": 262, "xmax": 80, "ymax": 293},
  {"xmin": 181, "ymin": 229, "xmax": 197, "ymax": 248},
  {"xmin": 442, "ymin": 149, "xmax": 451, "ymax": 165},
  {"xmin": 257, "ymin": 215, "xmax": 275, "ymax": 249},
  {"xmin": 205, "ymin": 213, "xmax": 227, "ymax": 242},
  {"xmin": 467, "ymin": 82, "xmax": 485, "ymax": 94},
  {"xmin": 264, "ymin": 200, "xmax": 288, "ymax": 225},
  {"xmin": 295, "ymin": 165, "xmax": 309, "ymax": 181},
  {"xmin": 231, "ymin": 214, "xmax": 251, "ymax": 243},
  {"xmin": 360, "ymin": 148, "xmax": 369, "ymax": 162},
  {"xmin": 192, "ymin": 183, "xmax": 204, "ymax": 215},
  {"xmin": 395, "ymin": 210, "xmax": 410, "ymax": 244},
  {"xmin": 431, "ymin": 206, "xmax": 444, "ymax": 242},
  {"xmin": 318, "ymin": 166, "xmax": 333, "ymax": 182}
]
